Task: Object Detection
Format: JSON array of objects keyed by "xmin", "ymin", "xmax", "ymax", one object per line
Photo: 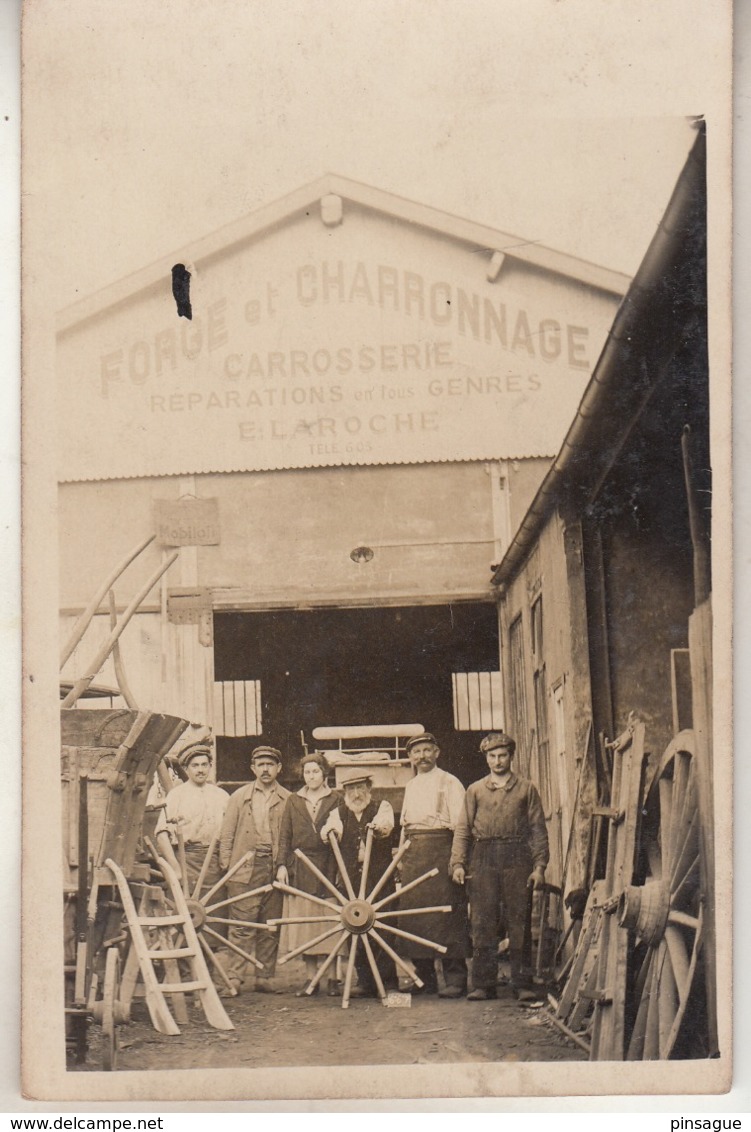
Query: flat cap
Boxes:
[
  {"xmin": 250, "ymin": 745, "xmax": 283, "ymax": 765},
  {"xmin": 338, "ymin": 766, "xmax": 373, "ymax": 787},
  {"xmin": 405, "ymin": 732, "xmax": 439, "ymax": 752},
  {"xmin": 178, "ymin": 742, "xmax": 213, "ymax": 768},
  {"xmin": 479, "ymin": 731, "xmax": 516, "ymax": 755}
]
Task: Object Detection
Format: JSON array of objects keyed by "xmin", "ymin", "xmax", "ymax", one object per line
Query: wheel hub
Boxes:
[
  {"xmin": 185, "ymin": 897, "xmax": 207, "ymax": 930},
  {"xmin": 340, "ymin": 899, "xmax": 376, "ymax": 934},
  {"xmin": 618, "ymin": 880, "xmax": 669, "ymax": 946}
]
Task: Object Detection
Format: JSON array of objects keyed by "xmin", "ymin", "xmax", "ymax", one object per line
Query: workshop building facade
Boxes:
[{"xmin": 57, "ymin": 176, "xmax": 626, "ymax": 817}]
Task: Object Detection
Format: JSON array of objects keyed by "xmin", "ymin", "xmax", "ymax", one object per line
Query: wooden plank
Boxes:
[
  {"xmin": 212, "ymin": 683, "xmax": 225, "ymax": 736},
  {"xmin": 556, "ymin": 881, "xmax": 604, "ymax": 1022},
  {"xmin": 233, "ymin": 680, "xmax": 246, "ymax": 735},
  {"xmin": 222, "ymin": 683, "xmax": 235, "ymax": 737},
  {"xmin": 689, "ymin": 600, "xmax": 717, "ymax": 1055},
  {"xmin": 590, "ymin": 721, "xmax": 647, "ymax": 1060}
]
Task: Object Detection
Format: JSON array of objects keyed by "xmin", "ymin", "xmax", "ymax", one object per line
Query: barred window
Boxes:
[
  {"xmin": 452, "ymin": 671, "xmax": 504, "ymax": 731},
  {"xmin": 507, "ymin": 614, "xmax": 530, "ymax": 776},
  {"xmin": 212, "ymin": 680, "xmax": 263, "ymax": 737}
]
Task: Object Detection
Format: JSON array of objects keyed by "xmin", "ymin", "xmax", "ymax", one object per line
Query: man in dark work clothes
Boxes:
[
  {"xmin": 450, "ymin": 731, "xmax": 549, "ymax": 1002},
  {"xmin": 320, "ymin": 768, "xmax": 397, "ymax": 998}
]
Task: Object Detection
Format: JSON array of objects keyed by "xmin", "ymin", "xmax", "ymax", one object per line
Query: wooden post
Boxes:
[{"xmin": 689, "ymin": 598, "xmax": 717, "ymax": 1055}]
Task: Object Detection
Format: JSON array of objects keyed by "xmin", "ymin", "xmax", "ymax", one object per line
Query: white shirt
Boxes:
[
  {"xmin": 156, "ymin": 780, "xmax": 230, "ymax": 846},
  {"xmin": 400, "ymin": 766, "xmax": 465, "ymax": 830}
]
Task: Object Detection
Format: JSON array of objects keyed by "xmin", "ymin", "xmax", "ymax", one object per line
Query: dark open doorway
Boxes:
[{"xmin": 213, "ymin": 602, "xmax": 501, "ymax": 787}]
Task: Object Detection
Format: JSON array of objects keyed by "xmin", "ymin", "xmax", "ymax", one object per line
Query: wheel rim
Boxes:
[
  {"xmin": 101, "ymin": 947, "xmax": 121, "ymax": 1071},
  {"xmin": 624, "ymin": 734, "xmax": 703, "ymax": 1060}
]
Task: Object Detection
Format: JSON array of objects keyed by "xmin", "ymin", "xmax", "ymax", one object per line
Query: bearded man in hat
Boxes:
[
  {"xmin": 217, "ymin": 745, "xmax": 290, "ymax": 995},
  {"xmin": 320, "ymin": 768, "xmax": 396, "ymax": 997},
  {"xmin": 450, "ymin": 731, "xmax": 548, "ymax": 1002},
  {"xmin": 155, "ymin": 740, "xmax": 229, "ymax": 896},
  {"xmin": 397, "ymin": 733, "xmax": 470, "ymax": 997}
]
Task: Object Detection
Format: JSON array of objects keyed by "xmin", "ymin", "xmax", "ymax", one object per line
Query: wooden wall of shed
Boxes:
[
  {"xmin": 499, "ymin": 506, "xmax": 595, "ymax": 893},
  {"xmin": 59, "ymin": 611, "xmax": 214, "ymax": 730}
]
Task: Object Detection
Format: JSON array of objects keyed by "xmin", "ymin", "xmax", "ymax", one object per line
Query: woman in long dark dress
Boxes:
[{"xmin": 276, "ymin": 752, "xmax": 342, "ymax": 994}]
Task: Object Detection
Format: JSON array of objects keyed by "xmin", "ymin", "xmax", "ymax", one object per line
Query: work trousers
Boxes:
[
  {"xmin": 469, "ymin": 839, "xmax": 532, "ymax": 991},
  {"xmin": 183, "ymin": 845, "xmax": 223, "ymax": 899},
  {"xmin": 219, "ymin": 853, "xmax": 283, "ymax": 983},
  {"xmin": 355, "ymin": 940, "xmax": 397, "ymax": 995},
  {"xmin": 412, "ymin": 956, "xmax": 467, "ymax": 992}
]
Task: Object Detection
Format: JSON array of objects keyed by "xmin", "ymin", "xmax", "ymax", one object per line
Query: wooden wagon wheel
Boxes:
[
  {"xmin": 618, "ymin": 731, "xmax": 705, "ymax": 1060},
  {"xmin": 270, "ymin": 828, "xmax": 451, "ymax": 1008},
  {"xmin": 149, "ymin": 837, "xmax": 278, "ymax": 997},
  {"xmin": 101, "ymin": 946, "xmax": 121, "ymax": 1071}
]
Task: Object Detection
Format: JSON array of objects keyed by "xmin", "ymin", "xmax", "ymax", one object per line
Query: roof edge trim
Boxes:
[{"xmin": 57, "ymin": 173, "xmax": 630, "ymax": 336}]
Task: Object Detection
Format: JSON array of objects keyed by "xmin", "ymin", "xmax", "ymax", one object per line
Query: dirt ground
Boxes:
[{"xmin": 77, "ymin": 959, "xmax": 585, "ymax": 1073}]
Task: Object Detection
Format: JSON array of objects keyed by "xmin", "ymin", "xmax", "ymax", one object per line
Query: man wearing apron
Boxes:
[{"xmin": 398, "ymin": 733, "xmax": 470, "ymax": 997}]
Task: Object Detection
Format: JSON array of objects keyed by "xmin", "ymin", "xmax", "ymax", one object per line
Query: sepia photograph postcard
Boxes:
[{"xmin": 20, "ymin": 0, "xmax": 734, "ymax": 1105}]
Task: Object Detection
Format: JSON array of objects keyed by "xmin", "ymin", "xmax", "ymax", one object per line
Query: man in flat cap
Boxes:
[
  {"xmin": 397, "ymin": 733, "xmax": 470, "ymax": 997},
  {"xmin": 321, "ymin": 767, "xmax": 396, "ymax": 997},
  {"xmin": 450, "ymin": 731, "xmax": 548, "ymax": 1002},
  {"xmin": 155, "ymin": 739, "xmax": 229, "ymax": 897},
  {"xmin": 217, "ymin": 745, "xmax": 290, "ymax": 995}
]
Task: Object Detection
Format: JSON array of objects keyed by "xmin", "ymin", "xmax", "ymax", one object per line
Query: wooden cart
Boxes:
[{"xmin": 62, "ymin": 707, "xmax": 235, "ymax": 1070}]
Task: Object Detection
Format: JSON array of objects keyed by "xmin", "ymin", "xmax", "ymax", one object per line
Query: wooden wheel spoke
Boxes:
[
  {"xmin": 658, "ymin": 778, "xmax": 674, "ymax": 877},
  {"xmin": 369, "ymin": 928, "xmax": 423, "ymax": 987},
  {"xmin": 667, "ymin": 754, "xmax": 691, "ymax": 881},
  {"xmin": 366, "ymin": 837, "xmax": 411, "ymax": 904},
  {"xmin": 669, "ymin": 854, "xmax": 700, "ymax": 909},
  {"xmin": 202, "ymin": 925, "xmax": 264, "ymax": 969},
  {"xmin": 372, "ymin": 867, "xmax": 438, "ymax": 911},
  {"xmin": 341, "ymin": 934, "xmax": 360, "ymax": 1008},
  {"xmin": 201, "ymin": 850, "xmax": 257, "ymax": 904},
  {"xmin": 191, "ymin": 835, "xmax": 219, "ymax": 900},
  {"xmin": 669, "ymin": 808, "xmax": 700, "ymax": 894},
  {"xmin": 267, "ymin": 915, "xmax": 340, "ymax": 926},
  {"xmin": 358, "ymin": 827, "xmax": 374, "ymax": 900},
  {"xmin": 272, "ymin": 881, "xmax": 341, "ymax": 913},
  {"xmin": 376, "ymin": 906, "xmax": 452, "ymax": 919},
  {"xmin": 304, "ymin": 931, "xmax": 349, "ymax": 995},
  {"xmin": 667, "ymin": 910, "xmax": 699, "ymax": 931},
  {"xmin": 664, "ymin": 924, "xmax": 691, "ymax": 1003},
  {"xmin": 361, "ymin": 932, "xmax": 387, "ymax": 1000},
  {"xmin": 294, "ymin": 847, "xmax": 348, "ymax": 905},
  {"xmin": 627, "ymin": 950, "xmax": 654, "ymax": 1060},
  {"xmin": 375, "ymin": 919, "xmax": 447, "ymax": 954},
  {"xmin": 205, "ymin": 883, "xmax": 273, "ymax": 914},
  {"xmin": 277, "ymin": 924, "xmax": 342, "ymax": 966},
  {"xmin": 643, "ymin": 950, "xmax": 661, "ymax": 1059},
  {"xmin": 206, "ymin": 916, "xmax": 274, "ymax": 930},
  {"xmin": 198, "ymin": 933, "xmax": 236, "ymax": 991},
  {"xmin": 657, "ymin": 941, "xmax": 679, "ymax": 1058},
  {"xmin": 666, "ymin": 907, "xmax": 703, "ymax": 1053},
  {"xmin": 326, "ymin": 835, "xmax": 357, "ymax": 901}
]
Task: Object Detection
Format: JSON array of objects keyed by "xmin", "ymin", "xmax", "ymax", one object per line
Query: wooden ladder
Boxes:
[{"xmin": 105, "ymin": 855, "xmax": 234, "ymax": 1035}]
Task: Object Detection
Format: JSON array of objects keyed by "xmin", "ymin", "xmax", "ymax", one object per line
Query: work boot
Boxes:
[
  {"xmin": 254, "ymin": 977, "xmax": 280, "ymax": 994},
  {"xmin": 437, "ymin": 984, "xmax": 465, "ymax": 999},
  {"xmin": 218, "ymin": 977, "xmax": 241, "ymax": 999},
  {"xmin": 466, "ymin": 987, "xmax": 497, "ymax": 1001}
]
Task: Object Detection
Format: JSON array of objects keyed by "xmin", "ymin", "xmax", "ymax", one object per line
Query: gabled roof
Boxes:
[{"xmin": 57, "ymin": 172, "xmax": 630, "ymax": 335}]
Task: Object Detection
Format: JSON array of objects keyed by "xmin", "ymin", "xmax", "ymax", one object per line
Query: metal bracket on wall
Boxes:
[{"xmin": 167, "ymin": 588, "xmax": 214, "ymax": 647}]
